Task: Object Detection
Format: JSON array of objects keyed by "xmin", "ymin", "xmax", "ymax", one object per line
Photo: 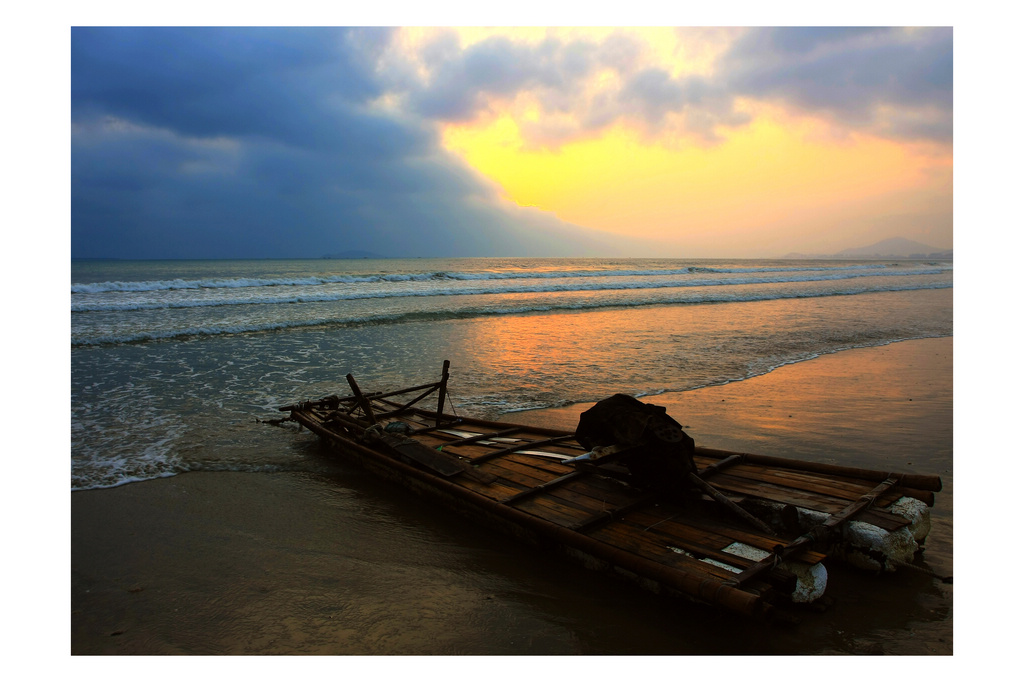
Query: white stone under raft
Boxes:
[
  {"xmin": 666, "ymin": 496, "xmax": 934, "ymax": 605},
  {"xmin": 745, "ymin": 496, "xmax": 932, "ymax": 573}
]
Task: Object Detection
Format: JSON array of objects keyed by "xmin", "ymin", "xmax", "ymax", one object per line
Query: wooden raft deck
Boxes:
[{"xmin": 278, "ymin": 365, "xmax": 940, "ymax": 620}]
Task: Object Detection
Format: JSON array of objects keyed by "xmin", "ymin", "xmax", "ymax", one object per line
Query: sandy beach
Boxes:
[{"xmin": 71, "ymin": 337, "xmax": 952, "ymax": 656}]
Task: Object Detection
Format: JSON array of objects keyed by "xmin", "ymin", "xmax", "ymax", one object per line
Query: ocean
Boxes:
[
  {"xmin": 70, "ymin": 256, "xmax": 954, "ymax": 655},
  {"xmin": 71, "ymin": 257, "xmax": 953, "ymax": 491}
]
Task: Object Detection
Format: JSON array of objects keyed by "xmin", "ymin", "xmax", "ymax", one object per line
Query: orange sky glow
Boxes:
[
  {"xmin": 412, "ymin": 27, "xmax": 953, "ymax": 256},
  {"xmin": 70, "ymin": 26, "xmax": 954, "ymax": 259}
]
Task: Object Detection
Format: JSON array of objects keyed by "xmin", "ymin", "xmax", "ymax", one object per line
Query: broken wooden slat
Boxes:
[
  {"xmin": 437, "ymin": 427, "xmax": 525, "ymax": 448},
  {"xmin": 346, "ymin": 373, "xmax": 378, "ymax": 425},
  {"xmin": 372, "ymin": 385, "xmax": 440, "ymax": 419},
  {"xmin": 697, "ymin": 453, "xmax": 745, "ymax": 478},
  {"xmin": 469, "ymin": 435, "xmax": 578, "ymax": 464}
]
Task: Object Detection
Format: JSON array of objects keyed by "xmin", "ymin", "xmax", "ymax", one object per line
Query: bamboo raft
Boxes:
[{"xmin": 275, "ymin": 361, "xmax": 945, "ymax": 621}]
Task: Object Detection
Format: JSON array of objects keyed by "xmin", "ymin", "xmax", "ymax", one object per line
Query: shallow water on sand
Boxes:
[
  {"xmin": 71, "ymin": 258, "xmax": 953, "ymax": 655},
  {"xmin": 71, "ymin": 281, "xmax": 952, "ymax": 490},
  {"xmin": 71, "ymin": 339, "xmax": 952, "ymax": 656}
]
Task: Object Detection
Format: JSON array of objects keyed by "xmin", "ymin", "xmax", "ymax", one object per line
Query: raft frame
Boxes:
[{"xmin": 276, "ymin": 361, "xmax": 942, "ymax": 621}]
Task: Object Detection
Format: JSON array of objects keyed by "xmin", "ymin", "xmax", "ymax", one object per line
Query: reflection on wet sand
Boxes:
[{"xmin": 71, "ymin": 338, "xmax": 951, "ymax": 655}]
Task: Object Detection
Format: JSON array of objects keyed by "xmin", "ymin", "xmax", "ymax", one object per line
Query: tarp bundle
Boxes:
[{"xmin": 575, "ymin": 394, "xmax": 696, "ymax": 497}]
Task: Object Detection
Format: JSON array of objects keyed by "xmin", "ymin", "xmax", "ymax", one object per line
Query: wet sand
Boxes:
[{"xmin": 71, "ymin": 338, "xmax": 953, "ymax": 656}]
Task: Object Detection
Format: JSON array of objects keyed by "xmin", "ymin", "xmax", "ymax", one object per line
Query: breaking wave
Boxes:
[
  {"xmin": 71, "ymin": 280, "xmax": 952, "ymax": 347},
  {"xmin": 72, "ymin": 265, "xmax": 950, "ymax": 313},
  {"xmin": 71, "ymin": 261, "xmax": 917, "ymax": 294}
]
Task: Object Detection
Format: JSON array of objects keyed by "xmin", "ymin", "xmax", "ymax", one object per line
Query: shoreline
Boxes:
[
  {"xmin": 71, "ymin": 337, "xmax": 952, "ymax": 655},
  {"xmin": 514, "ymin": 337, "xmax": 952, "ymax": 463}
]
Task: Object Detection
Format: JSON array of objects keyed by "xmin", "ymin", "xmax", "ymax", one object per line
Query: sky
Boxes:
[{"xmin": 70, "ymin": 25, "xmax": 954, "ymax": 259}]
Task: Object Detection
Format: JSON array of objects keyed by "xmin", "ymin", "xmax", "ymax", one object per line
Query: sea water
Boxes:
[{"xmin": 70, "ymin": 257, "xmax": 953, "ymax": 490}]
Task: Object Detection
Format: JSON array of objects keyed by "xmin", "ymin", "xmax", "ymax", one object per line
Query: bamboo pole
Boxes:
[
  {"xmin": 436, "ymin": 360, "xmax": 450, "ymax": 428},
  {"xmin": 696, "ymin": 447, "xmax": 942, "ymax": 492},
  {"xmin": 687, "ymin": 472, "xmax": 776, "ymax": 535},
  {"xmin": 346, "ymin": 373, "xmax": 378, "ymax": 425}
]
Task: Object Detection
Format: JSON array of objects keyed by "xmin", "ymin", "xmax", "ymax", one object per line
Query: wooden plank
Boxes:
[
  {"xmin": 421, "ymin": 439, "xmax": 496, "ymax": 460},
  {"xmin": 483, "ymin": 457, "xmax": 633, "ymax": 509},
  {"xmin": 500, "ymin": 454, "xmax": 574, "ymax": 475},
  {"xmin": 587, "ymin": 522, "xmax": 744, "ymax": 582},
  {"xmin": 437, "ymin": 427, "xmax": 525, "ymax": 447},
  {"xmin": 501, "ymin": 471, "xmax": 585, "ymax": 505},
  {"xmin": 603, "ymin": 518, "xmax": 798, "ymax": 594},
  {"xmin": 695, "ymin": 455, "xmax": 928, "ymax": 507},
  {"xmin": 623, "ymin": 508, "xmax": 826, "ymax": 564},
  {"xmin": 615, "ymin": 519, "xmax": 751, "ymax": 566},
  {"xmin": 379, "ymin": 434, "xmax": 471, "ymax": 477},
  {"xmin": 549, "ymin": 476, "xmax": 648, "ymax": 508},
  {"xmin": 704, "ymin": 472, "xmax": 914, "ymax": 531},
  {"xmin": 494, "ymin": 467, "xmax": 650, "ymax": 518},
  {"xmin": 484, "ymin": 457, "xmax": 566, "ymax": 486},
  {"xmin": 478, "ymin": 461, "xmax": 636, "ymax": 521},
  {"xmin": 700, "ymin": 473, "xmax": 850, "ymax": 514},
  {"xmin": 695, "ymin": 447, "xmax": 942, "ymax": 492},
  {"xmin": 705, "ymin": 461, "xmax": 878, "ymax": 500},
  {"xmin": 510, "ymin": 495, "xmax": 596, "ymax": 528},
  {"xmin": 513, "ymin": 466, "xmax": 649, "ymax": 512},
  {"xmin": 418, "ymin": 436, "xmax": 583, "ymax": 468},
  {"xmin": 571, "ymin": 493, "xmax": 661, "ymax": 533},
  {"xmin": 545, "ymin": 485, "xmax": 646, "ymax": 518},
  {"xmin": 615, "ymin": 511, "xmax": 765, "ymax": 558},
  {"xmin": 469, "ymin": 435, "xmax": 579, "ymax": 464},
  {"xmin": 476, "ymin": 459, "xmax": 552, "ymax": 489},
  {"xmin": 454, "ymin": 474, "xmax": 526, "ymax": 501},
  {"xmin": 504, "ymin": 479, "xmax": 624, "ymax": 519},
  {"xmin": 440, "ymin": 441, "xmax": 912, "ymax": 536},
  {"xmin": 696, "ymin": 465, "xmax": 913, "ymax": 531}
]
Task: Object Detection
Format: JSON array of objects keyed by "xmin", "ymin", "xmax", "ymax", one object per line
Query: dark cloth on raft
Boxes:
[{"xmin": 575, "ymin": 394, "xmax": 696, "ymax": 497}]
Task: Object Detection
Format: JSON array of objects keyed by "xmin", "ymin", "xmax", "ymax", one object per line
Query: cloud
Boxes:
[
  {"xmin": 383, "ymin": 27, "xmax": 952, "ymax": 146},
  {"xmin": 721, "ymin": 27, "xmax": 953, "ymax": 142},
  {"xmin": 70, "ymin": 26, "xmax": 954, "ymax": 260},
  {"xmin": 71, "ymin": 27, "xmax": 616, "ymax": 258}
]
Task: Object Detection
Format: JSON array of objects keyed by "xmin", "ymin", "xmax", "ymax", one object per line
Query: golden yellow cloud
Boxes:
[
  {"xmin": 404, "ymin": 27, "xmax": 953, "ymax": 253},
  {"xmin": 443, "ymin": 100, "xmax": 951, "ymax": 247}
]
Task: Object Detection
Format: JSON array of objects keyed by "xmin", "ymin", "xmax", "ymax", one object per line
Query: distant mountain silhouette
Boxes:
[
  {"xmin": 783, "ymin": 237, "xmax": 952, "ymax": 260},
  {"xmin": 321, "ymin": 250, "xmax": 388, "ymax": 259}
]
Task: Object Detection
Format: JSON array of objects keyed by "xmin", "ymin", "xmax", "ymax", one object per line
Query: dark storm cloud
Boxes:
[
  {"xmin": 72, "ymin": 27, "xmax": 387, "ymax": 146},
  {"xmin": 71, "ymin": 27, "xmax": 610, "ymax": 258},
  {"xmin": 70, "ymin": 26, "xmax": 953, "ymax": 260}
]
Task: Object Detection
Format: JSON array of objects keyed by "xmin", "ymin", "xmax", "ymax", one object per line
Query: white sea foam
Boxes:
[
  {"xmin": 70, "ymin": 279, "xmax": 952, "ymax": 346},
  {"xmin": 70, "ymin": 257, "xmax": 953, "ymax": 489},
  {"xmin": 72, "ymin": 260, "xmax": 943, "ymax": 294},
  {"xmin": 71, "ymin": 265, "xmax": 951, "ymax": 313}
]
